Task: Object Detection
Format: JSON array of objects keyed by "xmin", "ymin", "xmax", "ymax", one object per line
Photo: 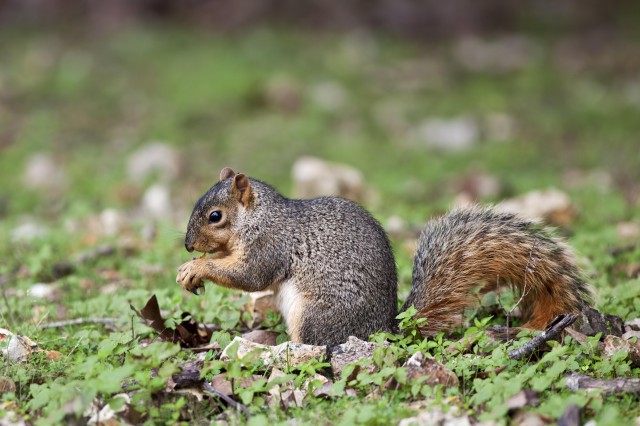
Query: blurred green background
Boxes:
[
  {"xmin": 1, "ymin": 1, "xmax": 640, "ymax": 423},
  {"xmin": 1, "ymin": 0, "xmax": 639, "ymax": 299}
]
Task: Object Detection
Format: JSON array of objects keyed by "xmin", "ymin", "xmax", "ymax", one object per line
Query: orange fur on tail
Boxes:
[{"xmin": 403, "ymin": 206, "xmax": 592, "ymax": 335}]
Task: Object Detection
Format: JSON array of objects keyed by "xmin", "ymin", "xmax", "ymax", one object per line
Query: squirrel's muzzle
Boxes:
[{"xmin": 185, "ymin": 243, "xmax": 194, "ymax": 252}]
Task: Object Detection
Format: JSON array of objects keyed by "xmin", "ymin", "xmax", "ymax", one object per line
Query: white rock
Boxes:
[
  {"xmin": 221, "ymin": 337, "xmax": 325, "ymax": 370},
  {"xmin": 330, "ymin": 336, "xmax": 387, "ymax": 377},
  {"xmin": 292, "ymin": 156, "xmax": 366, "ymax": 202},
  {"xmin": 497, "ymin": 188, "xmax": 576, "ymax": 227},
  {"xmin": 11, "ymin": 221, "xmax": 48, "ymax": 242},
  {"xmin": 399, "ymin": 407, "xmax": 470, "ymax": 426},
  {"xmin": 3, "ymin": 333, "xmax": 37, "ymax": 363},
  {"xmin": 142, "ymin": 184, "xmax": 171, "ymax": 219},
  {"xmin": 28, "ymin": 283, "xmax": 56, "ymax": 299},
  {"xmin": 23, "ymin": 153, "xmax": 67, "ymax": 192},
  {"xmin": 617, "ymin": 222, "xmax": 640, "ymax": 242},
  {"xmin": 100, "ymin": 208, "xmax": 125, "ymax": 236},
  {"xmin": 310, "ymin": 81, "xmax": 347, "ymax": 111},
  {"xmin": 127, "ymin": 142, "xmax": 180, "ymax": 183},
  {"xmin": 412, "ymin": 117, "xmax": 478, "ymax": 151},
  {"xmin": 85, "ymin": 393, "xmax": 130, "ymax": 425},
  {"xmin": 385, "ymin": 215, "xmax": 407, "ymax": 235}
]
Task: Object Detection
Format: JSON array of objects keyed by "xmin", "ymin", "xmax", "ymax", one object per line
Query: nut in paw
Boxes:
[{"xmin": 176, "ymin": 259, "xmax": 206, "ymax": 295}]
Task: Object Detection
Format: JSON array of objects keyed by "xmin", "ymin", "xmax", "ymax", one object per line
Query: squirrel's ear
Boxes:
[
  {"xmin": 219, "ymin": 167, "xmax": 236, "ymax": 181},
  {"xmin": 232, "ymin": 173, "xmax": 253, "ymax": 206}
]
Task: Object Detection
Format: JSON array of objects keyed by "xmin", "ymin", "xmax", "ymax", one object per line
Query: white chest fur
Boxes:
[{"xmin": 272, "ymin": 279, "xmax": 305, "ymax": 342}]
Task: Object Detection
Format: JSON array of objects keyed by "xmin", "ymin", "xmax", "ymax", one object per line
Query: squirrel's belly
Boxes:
[{"xmin": 272, "ymin": 279, "xmax": 305, "ymax": 343}]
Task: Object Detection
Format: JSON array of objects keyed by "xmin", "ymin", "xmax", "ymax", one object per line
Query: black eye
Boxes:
[{"xmin": 209, "ymin": 210, "xmax": 223, "ymax": 223}]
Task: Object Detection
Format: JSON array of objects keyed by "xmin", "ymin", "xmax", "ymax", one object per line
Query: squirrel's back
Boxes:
[
  {"xmin": 278, "ymin": 196, "xmax": 398, "ymax": 346},
  {"xmin": 404, "ymin": 206, "xmax": 593, "ymax": 335}
]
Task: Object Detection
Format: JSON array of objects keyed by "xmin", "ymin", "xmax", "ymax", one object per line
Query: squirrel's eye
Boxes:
[{"xmin": 209, "ymin": 210, "xmax": 223, "ymax": 224}]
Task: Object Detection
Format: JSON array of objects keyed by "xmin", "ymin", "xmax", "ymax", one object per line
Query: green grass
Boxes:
[{"xmin": 0, "ymin": 25, "xmax": 639, "ymax": 424}]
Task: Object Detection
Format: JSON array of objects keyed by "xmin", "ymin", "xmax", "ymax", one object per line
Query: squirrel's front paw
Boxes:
[{"xmin": 176, "ymin": 260, "xmax": 206, "ymax": 295}]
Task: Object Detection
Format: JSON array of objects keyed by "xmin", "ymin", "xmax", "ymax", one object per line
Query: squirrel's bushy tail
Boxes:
[{"xmin": 403, "ymin": 206, "xmax": 593, "ymax": 335}]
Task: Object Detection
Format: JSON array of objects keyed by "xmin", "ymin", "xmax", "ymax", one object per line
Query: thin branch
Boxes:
[
  {"xmin": 608, "ymin": 242, "xmax": 640, "ymax": 257},
  {"xmin": 495, "ymin": 239, "xmax": 538, "ymax": 340},
  {"xmin": 508, "ymin": 314, "xmax": 577, "ymax": 360},
  {"xmin": 202, "ymin": 382, "xmax": 251, "ymax": 417},
  {"xmin": 566, "ymin": 374, "xmax": 640, "ymax": 396},
  {"xmin": 513, "ymin": 238, "xmax": 538, "ymax": 312},
  {"xmin": 0, "ymin": 274, "xmax": 16, "ymax": 327},
  {"xmin": 40, "ymin": 318, "xmax": 117, "ymax": 329}
]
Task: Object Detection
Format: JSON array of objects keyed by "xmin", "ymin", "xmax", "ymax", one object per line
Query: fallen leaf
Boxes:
[
  {"xmin": 506, "ymin": 389, "xmax": 540, "ymax": 411},
  {"xmin": 386, "ymin": 352, "xmax": 458, "ymax": 389},
  {"xmin": 131, "ymin": 295, "xmax": 211, "ymax": 348},
  {"xmin": 242, "ymin": 330, "xmax": 278, "ymax": 346},
  {"xmin": 511, "ymin": 411, "xmax": 547, "ymax": 426},
  {"xmin": 574, "ymin": 307, "xmax": 625, "ymax": 337},
  {"xmin": 0, "ymin": 376, "xmax": 16, "ymax": 394},
  {"xmin": 242, "ymin": 291, "xmax": 277, "ymax": 327},
  {"xmin": 209, "ymin": 373, "xmax": 263, "ymax": 397},
  {"xmin": 45, "ymin": 351, "xmax": 62, "ymax": 361},
  {"xmin": 604, "ymin": 335, "xmax": 640, "ymax": 367},
  {"xmin": 398, "ymin": 406, "xmax": 471, "ymax": 426}
]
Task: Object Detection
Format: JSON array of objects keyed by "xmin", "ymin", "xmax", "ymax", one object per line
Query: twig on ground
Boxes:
[
  {"xmin": 202, "ymin": 382, "xmax": 251, "ymax": 417},
  {"xmin": 566, "ymin": 374, "xmax": 640, "ymax": 396},
  {"xmin": 72, "ymin": 244, "xmax": 117, "ymax": 265},
  {"xmin": 511, "ymin": 238, "xmax": 538, "ymax": 316},
  {"xmin": 40, "ymin": 318, "xmax": 117, "ymax": 329},
  {"xmin": 0, "ymin": 274, "xmax": 16, "ymax": 327},
  {"xmin": 608, "ymin": 242, "xmax": 640, "ymax": 257},
  {"xmin": 495, "ymin": 239, "xmax": 538, "ymax": 341},
  {"xmin": 508, "ymin": 314, "xmax": 577, "ymax": 360}
]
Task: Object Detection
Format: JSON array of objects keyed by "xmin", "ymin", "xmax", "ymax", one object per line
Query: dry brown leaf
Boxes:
[
  {"xmin": 604, "ymin": 335, "xmax": 640, "ymax": 367},
  {"xmin": 0, "ymin": 376, "xmax": 16, "ymax": 394},
  {"xmin": 242, "ymin": 330, "xmax": 278, "ymax": 346},
  {"xmin": 385, "ymin": 352, "xmax": 458, "ymax": 390},
  {"xmin": 130, "ymin": 294, "xmax": 211, "ymax": 348},
  {"xmin": 506, "ymin": 389, "xmax": 540, "ymax": 411},
  {"xmin": 209, "ymin": 373, "xmax": 263, "ymax": 397},
  {"xmin": 243, "ymin": 291, "xmax": 277, "ymax": 328}
]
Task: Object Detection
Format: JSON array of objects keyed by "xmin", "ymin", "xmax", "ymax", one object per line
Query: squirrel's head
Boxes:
[{"xmin": 184, "ymin": 167, "xmax": 255, "ymax": 254}]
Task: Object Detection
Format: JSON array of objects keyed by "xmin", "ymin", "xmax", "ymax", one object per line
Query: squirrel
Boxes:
[{"xmin": 176, "ymin": 167, "xmax": 593, "ymax": 347}]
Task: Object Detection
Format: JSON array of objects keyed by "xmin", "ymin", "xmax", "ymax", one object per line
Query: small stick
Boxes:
[
  {"xmin": 40, "ymin": 318, "xmax": 117, "ymax": 329},
  {"xmin": 0, "ymin": 274, "xmax": 16, "ymax": 327},
  {"xmin": 202, "ymin": 382, "xmax": 251, "ymax": 417},
  {"xmin": 566, "ymin": 374, "xmax": 640, "ymax": 396},
  {"xmin": 508, "ymin": 314, "xmax": 577, "ymax": 360},
  {"xmin": 608, "ymin": 243, "xmax": 640, "ymax": 257},
  {"xmin": 495, "ymin": 239, "xmax": 538, "ymax": 340}
]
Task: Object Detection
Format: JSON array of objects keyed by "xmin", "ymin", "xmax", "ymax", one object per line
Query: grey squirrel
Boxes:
[{"xmin": 176, "ymin": 167, "xmax": 593, "ymax": 347}]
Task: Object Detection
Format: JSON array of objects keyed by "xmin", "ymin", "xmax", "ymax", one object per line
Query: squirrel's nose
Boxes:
[{"xmin": 185, "ymin": 243, "xmax": 194, "ymax": 253}]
